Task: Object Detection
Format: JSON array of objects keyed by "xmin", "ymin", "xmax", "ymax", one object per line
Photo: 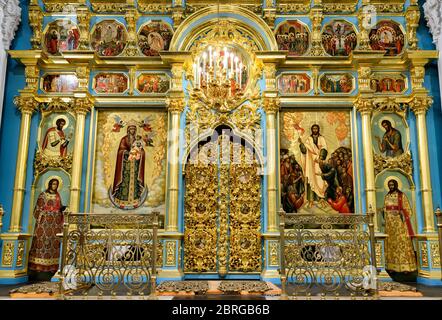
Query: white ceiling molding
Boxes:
[
  {"xmin": 0, "ymin": 0, "xmax": 21, "ymax": 50},
  {"xmin": 423, "ymin": 0, "xmax": 442, "ymax": 49}
]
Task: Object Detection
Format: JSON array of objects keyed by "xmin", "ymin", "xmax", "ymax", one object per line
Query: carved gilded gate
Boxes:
[{"xmin": 184, "ymin": 133, "xmax": 261, "ymax": 275}]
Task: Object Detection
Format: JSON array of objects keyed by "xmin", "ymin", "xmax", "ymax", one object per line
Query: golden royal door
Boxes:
[{"xmin": 184, "ymin": 133, "xmax": 261, "ymax": 276}]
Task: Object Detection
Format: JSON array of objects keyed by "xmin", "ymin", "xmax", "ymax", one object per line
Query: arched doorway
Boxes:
[{"xmin": 183, "ymin": 126, "xmax": 262, "ymax": 277}]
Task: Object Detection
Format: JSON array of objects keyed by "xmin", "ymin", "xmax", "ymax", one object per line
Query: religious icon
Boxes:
[
  {"xmin": 370, "ymin": 74, "xmax": 407, "ymax": 94},
  {"xmin": 369, "ymin": 20, "xmax": 405, "ymax": 56},
  {"xmin": 28, "ymin": 177, "xmax": 66, "ymax": 273},
  {"xmin": 277, "ymin": 73, "xmax": 311, "ymax": 95},
  {"xmin": 93, "ymin": 73, "xmax": 129, "ymax": 94},
  {"xmin": 41, "ymin": 116, "xmax": 72, "ymax": 158},
  {"xmin": 44, "ymin": 20, "xmax": 80, "ymax": 55},
  {"xmin": 138, "ymin": 21, "xmax": 173, "ymax": 56},
  {"xmin": 91, "ymin": 20, "xmax": 128, "ymax": 56},
  {"xmin": 275, "ymin": 20, "xmax": 310, "ymax": 56},
  {"xmin": 320, "ymin": 73, "xmax": 354, "ymax": 94},
  {"xmin": 108, "ymin": 119, "xmax": 155, "ymax": 209},
  {"xmin": 374, "ymin": 119, "xmax": 404, "ymax": 158},
  {"xmin": 136, "ymin": 73, "xmax": 170, "ymax": 94},
  {"xmin": 281, "ymin": 111, "xmax": 354, "ymax": 214},
  {"xmin": 41, "ymin": 74, "xmax": 79, "ymax": 93},
  {"xmin": 321, "ymin": 20, "xmax": 358, "ymax": 56},
  {"xmin": 382, "ymin": 179, "xmax": 417, "ymax": 275}
]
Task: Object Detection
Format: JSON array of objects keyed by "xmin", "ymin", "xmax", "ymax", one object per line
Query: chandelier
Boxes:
[{"xmin": 191, "ymin": 44, "xmax": 247, "ymax": 112}]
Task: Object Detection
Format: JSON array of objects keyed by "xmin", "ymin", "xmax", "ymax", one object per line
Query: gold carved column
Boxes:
[
  {"xmin": 69, "ymin": 97, "xmax": 92, "ymax": 212},
  {"xmin": 9, "ymin": 96, "xmax": 38, "ymax": 232},
  {"xmin": 262, "ymin": 62, "xmax": 280, "ymax": 233},
  {"xmin": 165, "ymin": 97, "xmax": 184, "ymax": 232},
  {"xmin": 161, "ymin": 52, "xmax": 189, "ymax": 233},
  {"xmin": 410, "ymin": 95, "xmax": 435, "ymax": 233}
]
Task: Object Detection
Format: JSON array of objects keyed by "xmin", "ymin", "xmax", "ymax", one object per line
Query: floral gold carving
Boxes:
[
  {"xmin": 374, "ymin": 152, "xmax": 412, "ymax": 176},
  {"xmin": 420, "ymin": 242, "xmax": 429, "ymax": 268},
  {"xmin": 430, "ymin": 242, "xmax": 440, "ymax": 268},
  {"xmin": 1, "ymin": 241, "xmax": 14, "ymax": 267},
  {"xmin": 16, "ymin": 241, "xmax": 25, "ymax": 267},
  {"xmin": 165, "ymin": 241, "xmax": 176, "ymax": 266}
]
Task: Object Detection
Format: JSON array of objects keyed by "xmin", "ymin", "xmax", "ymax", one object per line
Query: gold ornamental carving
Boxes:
[
  {"xmin": 165, "ymin": 241, "xmax": 177, "ymax": 266},
  {"xmin": 269, "ymin": 241, "xmax": 279, "ymax": 266},
  {"xmin": 310, "ymin": 8, "xmax": 325, "ymax": 56},
  {"xmin": 262, "ymin": 97, "xmax": 280, "ymax": 114},
  {"xmin": 358, "ymin": 67, "xmax": 372, "ymax": 91},
  {"xmin": 184, "ymin": 142, "xmax": 218, "ymax": 272},
  {"xmin": 76, "ymin": 6, "xmax": 91, "ymax": 50},
  {"xmin": 16, "ymin": 241, "xmax": 25, "ymax": 267},
  {"xmin": 373, "ymin": 97, "xmax": 407, "ymax": 115},
  {"xmin": 420, "ymin": 242, "xmax": 429, "ymax": 268},
  {"xmin": 29, "ymin": 4, "xmax": 43, "ymax": 49},
  {"xmin": 124, "ymin": 8, "xmax": 140, "ymax": 56},
  {"xmin": 166, "ymin": 98, "xmax": 185, "ymax": 113},
  {"xmin": 25, "ymin": 65, "xmax": 40, "ymax": 91},
  {"xmin": 375, "ymin": 242, "xmax": 383, "ymax": 268},
  {"xmin": 409, "ymin": 96, "xmax": 433, "ymax": 115},
  {"xmin": 1, "ymin": 241, "xmax": 14, "ymax": 267},
  {"xmin": 354, "ymin": 98, "xmax": 374, "ymax": 114},
  {"xmin": 406, "ymin": 6, "xmax": 420, "ymax": 50},
  {"xmin": 74, "ymin": 97, "xmax": 93, "ymax": 115},
  {"xmin": 430, "ymin": 242, "xmax": 440, "ymax": 268},
  {"xmin": 184, "ymin": 136, "xmax": 261, "ymax": 274},
  {"xmin": 323, "ymin": 3, "xmax": 358, "ymax": 14},
  {"xmin": 14, "ymin": 96, "xmax": 39, "ymax": 115},
  {"xmin": 410, "ymin": 66, "xmax": 425, "ymax": 90},
  {"xmin": 374, "ymin": 152, "xmax": 413, "ymax": 176},
  {"xmin": 277, "ymin": 1, "xmax": 310, "ymax": 14}
]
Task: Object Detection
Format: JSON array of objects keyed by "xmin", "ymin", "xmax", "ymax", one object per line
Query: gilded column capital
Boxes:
[
  {"xmin": 406, "ymin": 6, "xmax": 421, "ymax": 50},
  {"xmin": 28, "ymin": 3, "xmax": 43, "ymax": 49},
  {"xmin": 74, "ymin": 97, "xmax": 93, "ymax": 115},
  {"xmin": 166, "ymin": 98, "xmax": 185, "ymax": 114},
  {"xmin": 409, "ymin": 96, "xmax": 433, "ymax": 115},
  {"xmin": 262, "ymin": 97, "xmax": 281, "ymax": 114},
  {"xmin": 13, "ymin": 96, "xmax": 38, "ymax": 114},
  {"xmin": 354, "ymin": 97, "xmax": 374, "ymax": 115}
]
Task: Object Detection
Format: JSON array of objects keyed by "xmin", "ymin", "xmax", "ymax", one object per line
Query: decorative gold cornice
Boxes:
[
  {"xmin": 13, "ymin": 96, "xmax": 39, "ymax": 114},
  {"xmin": 409, "ymin": 95, "xmax": 433, "ymax": 115}
]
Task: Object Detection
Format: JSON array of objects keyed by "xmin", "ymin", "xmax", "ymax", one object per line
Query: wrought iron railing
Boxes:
[
  {"xmin": 279, "ymin": 210, "xmax": 378, "ymax": 299},
  {"xmin": 58, "ymin": 212, "xmax": 159, "ymax": 299}
]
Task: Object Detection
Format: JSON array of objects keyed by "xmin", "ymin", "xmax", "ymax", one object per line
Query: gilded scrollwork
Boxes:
[
  {"xmin": 28, "ymin": 3, "xmax": 43, "ymax": 49},
  {"xmin": 420, "ymin": 242, "xmax": 429, "ymax": 267},
  {"xmin": 16, "ymin": 241, "xmax": 25, "ymax": 267},
  {"xmin": 406, "ymin": 6, "xmax": 420, "ymax": 50},
  {"xmin": 310, "ymin": 8, "xmax": 325, "ymax": 56},
  {"xmin": 373, "ymin": 152, "xmax": 412, "ymax": 176}
]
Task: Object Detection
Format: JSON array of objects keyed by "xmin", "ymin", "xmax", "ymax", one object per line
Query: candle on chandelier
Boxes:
[
  {"xmin": 213, "ymin": 50, "xmax": 218, "ymax": 79},
  {"xmin": 239, "ymin": 62, "xmax": 243, "ymax": 88},
  {"xmin": 234, "ymin": 56, "xmax": 239, "ymax": 83},
  {"xmin": 209, "ymin": 46, "xmax": 213, "ymax": 68},
  {"xmin": 193, "ymin": 62, "xmax": 197, "ymax": 87},
  {"xmin": 230, "ymin": 53, "xmax": 234, "ymax": 79}
]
